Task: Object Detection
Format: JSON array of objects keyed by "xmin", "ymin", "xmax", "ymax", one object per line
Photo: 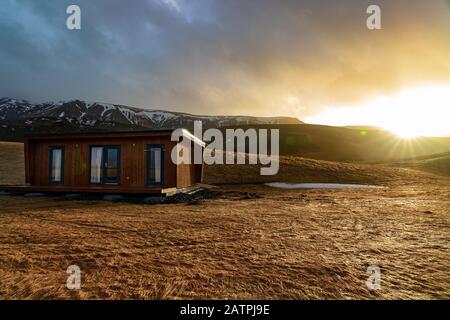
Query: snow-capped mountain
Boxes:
[
  {"xmin": 0, "ymin": 98, "xmax": 37, "ymax": 120},
  {"xmin": 0, "ymin": 98, "xmax": 301, "ymax": 141}
]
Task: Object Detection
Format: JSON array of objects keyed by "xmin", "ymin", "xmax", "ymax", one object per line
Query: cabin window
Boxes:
[
  {"xmin": 49, "ymin": 147, "xmax": 64, "ymax": 183},
  {"xmin": 90, "ymin": 147, "xmax": 103, "ymax": 183},
  {"xmin": 147, "ymin": 145, "xmax": 164, "ymax": 185},
  {"xmin": 90, "ymin": 146, "xmax": 120, "ymax": 184}
]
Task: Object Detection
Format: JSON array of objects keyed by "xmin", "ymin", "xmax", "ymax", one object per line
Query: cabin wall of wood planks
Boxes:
[{"xmin": 24, "ymin": 133, "xmax": 202, "ymax": 193}]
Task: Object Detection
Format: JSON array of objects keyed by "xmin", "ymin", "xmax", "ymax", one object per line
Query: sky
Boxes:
[{"xmin": 0, "ymin": 0, "xmax": 449, "ymax": 134}]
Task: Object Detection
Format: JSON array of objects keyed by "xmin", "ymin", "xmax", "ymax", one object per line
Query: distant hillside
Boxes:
[
  {"xmin": 343, "ymin": 125, "xmax": 385, "ymax": 131},
  {"xmin": 220, "ymin": 124, "xmax": 450, "ymax": 162},
  {"xmin": 0, "ymin": 97, "xmax": 301, "ymax": 141},
  {"xmin": 388, "ymin": 151, "xmax": 450, "ymax": 176},
  {"xmin": 1, "ymin": 98, "xmax": 449, "ymax": 163}
]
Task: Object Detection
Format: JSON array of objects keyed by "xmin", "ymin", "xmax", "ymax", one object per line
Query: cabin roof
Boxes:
[{"xmin": 24, "ymin": 129, "xmax": 206, "ymax": 147}]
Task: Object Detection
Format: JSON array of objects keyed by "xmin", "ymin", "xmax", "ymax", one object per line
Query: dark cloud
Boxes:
[{"xmin": 0, "ymin": 0, "xmax": 449, "ymax": 118}]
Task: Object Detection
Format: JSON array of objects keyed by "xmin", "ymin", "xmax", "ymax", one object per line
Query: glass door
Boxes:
[
  {"xmin": 90, "ymin": 145, "xmax": 120, "ymax": 184},
  {"xmin": 104, "ymin": 146, "xmax": 120, "ymax": 184}
]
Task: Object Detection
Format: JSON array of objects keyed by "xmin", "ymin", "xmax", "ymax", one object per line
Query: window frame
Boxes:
[
  {"xmin": 48, "ymin": 146, "xmax": 64, "ymax": 184},
  {"xmin": 89, "ymin": 145, "xmax": 121, "ymax": 185},
  {"xmin": 146, "ymin": 144, "xmax": 165, "ymax": 187}
]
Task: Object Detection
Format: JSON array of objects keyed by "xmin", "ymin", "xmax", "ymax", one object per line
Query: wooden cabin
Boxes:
[{"xmin": 16, "ymin": 130, "xmax": 204, "ymax": 195}]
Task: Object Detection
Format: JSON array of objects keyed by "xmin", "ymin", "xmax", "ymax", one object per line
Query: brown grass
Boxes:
[
  {"xmin": 0, "ymin": 142, "xmax": 24, "ymax": 185},
  {"xmin": 0, "ymin": 142, "xmax": 449, "ymax": 299},
  {"xmin": 388, "ymin": 151, "xmax": 450, "ymax": 176},
  {"xmin": 203, "ymin": 153, "xmax": 418, "ymax": 185}
]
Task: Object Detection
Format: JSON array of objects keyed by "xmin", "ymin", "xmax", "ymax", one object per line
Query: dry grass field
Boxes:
[
  {"xmin": 0, "ymin": 142, "xmax": 24, "ymax": 185},
  {"xmin": 0, "ymin": 142, "xmax": 449, "ymax": 299}
]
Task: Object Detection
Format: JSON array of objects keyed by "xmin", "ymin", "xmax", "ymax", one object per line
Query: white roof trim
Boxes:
[{"xmin": 181, "ymin": 129, "xmax": 206, "ymax": 147}]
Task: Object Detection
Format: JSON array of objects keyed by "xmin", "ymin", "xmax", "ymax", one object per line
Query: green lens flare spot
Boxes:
[{"xmin": 285, "ymin": 136, "xmax": 295, "ymax": 145}]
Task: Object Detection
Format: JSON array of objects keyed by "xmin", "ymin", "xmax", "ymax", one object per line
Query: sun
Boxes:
[
  {"xmin": 390, "ymin": 127, "xmax": 420, "ymax": 139},
  {"xmin": 305, "ymin": 85, "xmax": 450, "ymax": 138}
]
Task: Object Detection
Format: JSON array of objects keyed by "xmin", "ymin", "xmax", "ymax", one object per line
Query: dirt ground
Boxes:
[
  {"xmin": 0, "ymin": 142, "xmax": 449, "ymax": 299},
  {"xmin": 0, "ymin": 172, "xmax": 449, "ymax": 299}
]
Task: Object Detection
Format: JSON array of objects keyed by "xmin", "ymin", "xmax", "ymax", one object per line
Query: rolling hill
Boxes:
[
  {"xmin": 220, "ymin": 124, "xmax": 450, "ymax": 162},
  {"xmin": 388, "ymin": 151, "xmax": 450, "ymax": 176},
  {"xmin": 1, "ymin": 98, "xmax": 449, "ymax": 163}
]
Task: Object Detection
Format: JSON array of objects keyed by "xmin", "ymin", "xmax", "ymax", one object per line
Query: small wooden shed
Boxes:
[{"xmin": 17, "ymin": 130, "xmax": 204, "ymax": 195}]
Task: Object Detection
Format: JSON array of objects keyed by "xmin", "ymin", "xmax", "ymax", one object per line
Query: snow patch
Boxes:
[
  {"xmin": 118, "ymin": 106, "xmax": 137, "ymax": 123},
  {"xmin": 100, "ymin": 104, "xmax": 115, "ymax": 117},
  {"xmin": 265, "ymin": 182, "xmax": 379, "ymax": 189},
  {"xmin": 143, "ymin": 111, "xmax": 177, "ymax": 122}
]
